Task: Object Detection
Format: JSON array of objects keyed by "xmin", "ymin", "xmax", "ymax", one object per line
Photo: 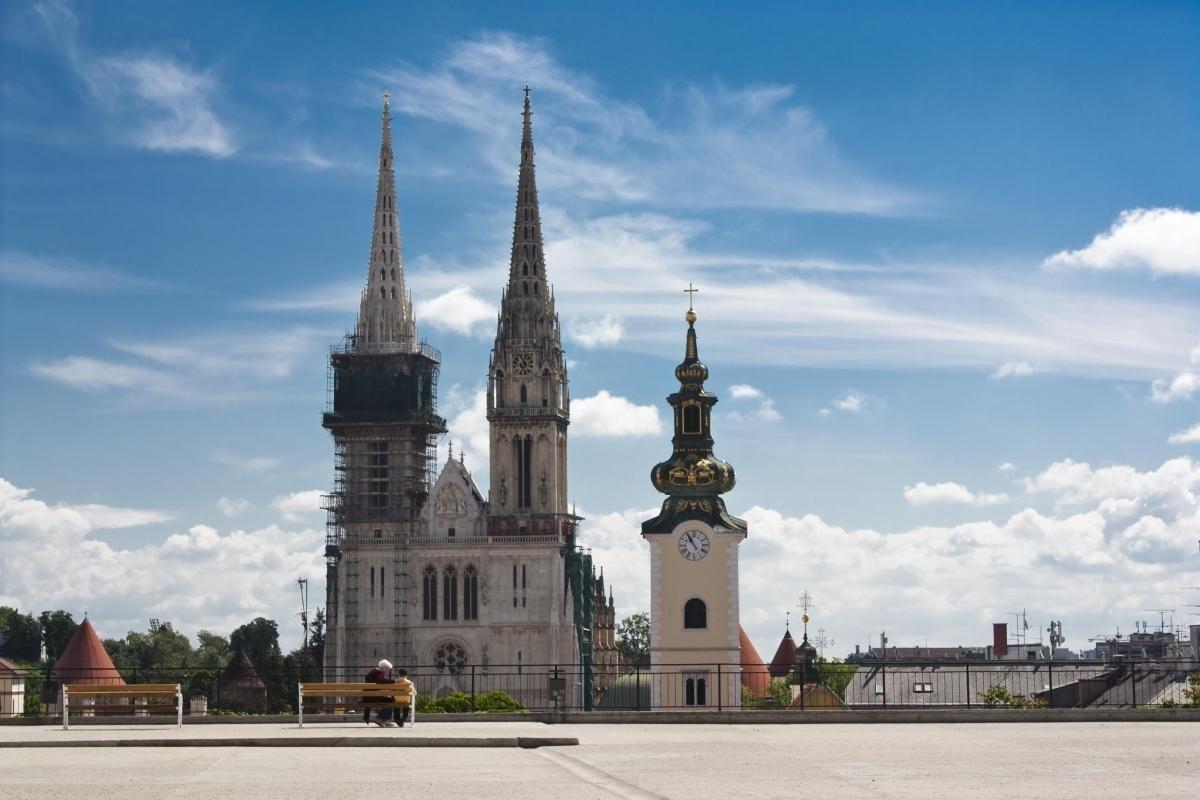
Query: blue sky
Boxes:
[{"xmin": 2, "ymin": 0, "xmax": 1200, "ymax": 655}]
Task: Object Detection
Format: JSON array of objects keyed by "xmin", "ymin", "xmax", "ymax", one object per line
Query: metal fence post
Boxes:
[
  {"xmin": 1130, "ymin": 663, "xmax": 1137, "ymax": 709},
  {"xmin": 470, "ymin": 665, "xmax": 476, "ymax": 712},
  {"xmin": 716, "ymin": 664, "xmax": 722, "ymax": 712},
  {"xmin": 881, "ymin": 662, "xmax": 887, "ymax": 709},
  {"xmin": 965, "ymin": 663, "xmax": 971, "ymax": 709},
  {"xmin": 635, "ymin": 663, "xmax": 641, "ymax": 711},
  {"xmin": 1047, "ymin": 659, "xmax": 1054, "ymax": 708}
]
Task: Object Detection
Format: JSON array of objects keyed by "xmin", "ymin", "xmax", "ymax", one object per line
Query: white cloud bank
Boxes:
[
  {"xmin": 1167, "ymin": 424, "xmax": 1200, "ymax": 446},
  {"xmin": 416, "ymin": 286, "xmax": 496, "ymax": 337},
  {"xmin": 569, "ymin": 315, "xmax": 624, "ymax": 348},
  {"xmin": 1151, "ymin": 343, "xmax": 1200, "ymax": 403},
  {"xmin": 571, "ymin": 391, "xmax": 662, "ymax": 437},
  {"xmin": 903, "ymin": 482, "xmax": 1009, "ymax": 507},
  {"xmin": 991, "ymin": 361, "xmax": 1036, "ymax": 380},
  {"xmin": 270, "ymin": 490, "xmax": 324, "ymax": 523},
  {"xmin": 583, "ymin": 456, "xmax": 1200, "ymax": 653},
  {"xmin": 1044, "ymin": 208, "xmax": 1200, "ymax": 276},
  {"xmin": 0, "ymin": 476, "xmax": 324, "ymax": 648}
]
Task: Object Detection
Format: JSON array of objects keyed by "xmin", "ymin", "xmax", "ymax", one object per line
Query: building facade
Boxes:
[{"xmin": 323, "ymin": 90, "xmax": 609, "ymax": 708}]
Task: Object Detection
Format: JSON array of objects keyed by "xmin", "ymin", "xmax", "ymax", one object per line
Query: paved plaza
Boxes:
[{"xmin": 0, "ymin": 721, "xmax": 1196, "ymax": 799}]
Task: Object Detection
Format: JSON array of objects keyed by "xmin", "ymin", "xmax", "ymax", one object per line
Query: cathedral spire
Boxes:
[
  {"xmin": 507, "ymin": 85, "xmax": 550, "ymax": 303},
  {"xmin": 355, "ymin": 91, "xmax": 416, "ymax": 351}
]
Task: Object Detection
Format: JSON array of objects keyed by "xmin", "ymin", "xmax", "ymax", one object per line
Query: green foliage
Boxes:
[
  {"xmin": 0, "ymin": 607, "xmax": 42, "ymax": 662},
  {"xmin": 229, "ymin": 618, "xmax": 283, "ymax": 670},
  {"xmin": 1184, "ymin": 672, "xmax": 1200, "ymax": 708},
  {"xmin": 38, "ymin": 610, "xmax": 78, "ymax": 662},
  {"xmin": 817, "ymin": 658, "xmax": 857, "ymax": 699},
  {"xmin": 978, "ymin": 685, "xmax": 1046, "ymax": 709},
  {"xmin": 12, "ymin": 660, "xmax": 44, "ymax": 717},
  {"xmin": 741, "ymin": 678, "xmax": 794, "ymax": 709},
  {"xmin": 416, "ymin": 691, "xmax": 525, "ymax": 714},
  {"xmin": 616, "ymin": 612, "xmax": 650, "ymax": 665}
]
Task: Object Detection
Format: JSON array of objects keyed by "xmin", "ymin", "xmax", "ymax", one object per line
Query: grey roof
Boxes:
[{"xmin": 844, "ymin": 663, "xmax": 1109, "ymax": 707}]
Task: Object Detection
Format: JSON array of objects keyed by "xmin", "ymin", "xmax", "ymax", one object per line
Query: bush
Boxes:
[
  {"xmin": 978, "ymin": 685, "xmax": 1046, "ymax": 709},
  {"xmin": 416, "ymin": 690, "xmax": 525, "ymax": 714}
]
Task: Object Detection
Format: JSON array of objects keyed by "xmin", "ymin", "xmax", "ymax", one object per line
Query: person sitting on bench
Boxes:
[
  {"xmin": 393, "ymin": 668, "xmax": 415, "ymax": 726},
  {"xmin": 362, "ymin": 659, "xmax": 397, "ymax": 727}
]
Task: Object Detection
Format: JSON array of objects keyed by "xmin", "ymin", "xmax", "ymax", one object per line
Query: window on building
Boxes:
[
  {"xmin": 913, "ymin": 682, "xmax": 933, "ymax": 694},
  {"xmin": 447, "ymin": 527, "xmax": 456, "ymax": 539},
  {"xmin": 463, "ymin": 566, "xmax": 478, "ymax": 621},
  {"xmin": 374, "ymin": 529, "xmax": 382, "ymax": 539},
  {"xmin": 684, "ymin": 598, "xmax": 707, "ymax": 629},
  {"xmin": 435, "ymin": 642, "xmax": 467, "ymax": 675},
  {"xmin": 685, "ymin": 677, "xmax": 708, "ymax": 707},
  {"xmin": 422, "ymin": 566, "xmax": 437, "ymax": 621},
  {"xmin": 368, "ymin": 441, "xmax": 389, "ymax": 508},
  {"xmin": 380, "ymin": 568, "xmax": 385, "ymax": 596},
  {"xmin": 443, "ymin": 566, "xmax": 458, "ymax": 620},
  {"xmin": 683, "ymin": 404, "xmax": 701, "ymax": 434},
  {"xmin": 520, "ymin": 385, "xmax": 528, "ymax": 405},
  {"xmin": 522, "ymin": 564, "xmax": 527, "ymax": 607},
  {"xmin": 369, "ymin": 567, "xmax": 375, "ymax": 598}
]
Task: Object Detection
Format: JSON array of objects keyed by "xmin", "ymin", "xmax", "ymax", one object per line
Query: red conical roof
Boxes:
[
  {"xmin": 739, "ymin": 626, "xmax": 771, "ymax": 696},
  {"xmin": 50, "ymin": 619, "xmax": 125, "ymax": 685},
  {"xmin": 768, "ymin": 628, "xmax": 798, "ymax": 678}
]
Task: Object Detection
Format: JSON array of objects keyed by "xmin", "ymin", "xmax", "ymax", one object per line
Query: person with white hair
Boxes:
[{"xmin": 362, "ymin": 658, "xmax": 398, "ymax": 727}]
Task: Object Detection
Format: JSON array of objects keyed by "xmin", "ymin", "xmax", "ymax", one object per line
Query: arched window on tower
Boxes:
[
  {"xmin": 443, "ymin": 566, "xmax": 458, "ymax": 620},
  {"xmin": 520, "ymin": 384, "xmax": 528, "ymax": 405},
  {"xmin": 495, "ymin": 371, "xmax": 505, "ymax": 407},
  {"xmin": 684, "ymin": 598, "xmax": 707, "ymax": 629},
  {"xmin": 422, "ymin": 566, "xmax": 437, "ymax": 621},
  {"xmin": 683, "ymin": 404, "xmax": 702, "ymax": 434},
  {"xmin": 463, "ymin": 566, "xmax": 479, "ymax": 621},
  {"xmin": 522, "ymin": 263, "xmax": 528, "ymax": 276}
]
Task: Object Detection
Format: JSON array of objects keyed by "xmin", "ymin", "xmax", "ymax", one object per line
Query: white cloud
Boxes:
[
  {"xmin": 375, "ymin": 32, "xmax": 920, "ymax": 215},
  {"xmin": 729, "ymin": 384, "xmax": 763, "ymax": 399},
  {"xmin": 1044, "ymin": 208, "xmax": 1200, "ymax": 276},
  {"xmin": 990, "ymin": 361, "xmax": 1036, "ymax": 380},
  {"xmin": 823, "ymin": 389, "xmax": 880, "ymax": 416},
  {"xmin": 1151, "ymin": 344, "xmax": 1200, "ymax": 403},
  {"xmin": 903, "ymin": 482, "xmax": 1009, "ymax": 507},
  {"xmin": 571, "ymin": 390, "xmax": 662, "ymax": 437},
  {"xmin": 269, "ymin": 490, "xmax": 325, "ymax": 523},
  {"xmin": 0, "ymin": 251, "xmax": 163, "ymax": 293},
  {"xmin": 30, "ymin": 326, "xmax": 328, "ymax": 404},
  {"xmin": 0, "ymin": 477, "xmax": 323, "ymax": 650},
  {"xmin": 33, "ymin": 0, "xmax": 234, "ymax": 157},
  {"xmin": 569, "ymin": 315, "xmax": 624, "ymax": 348},
  {"xmin": 1168, "ymin": 424, "xmax": 1200, "ymax": 446},
  {"xmin": 443, "ymin": 385, "xmax": 491, "ymax": 477},
  {"xmin": 415, "ymin": 286, "xmax": 496, "ymax": 337},
  {"xmin": 213, "ymin": 450, "xmax": 281, "ymax": 473},
  {"xmin": 70, "ymin": 504, "xmax": 173, "ymax": 529},
  {"xmin": 1022, "ymin": 456, "xmax": 1200, "ymax": 513},
  {"xmin": 217, "ymin": 497, "xmax": 252, "ymax": 517},
  {"xmin": 998, "ymin": 462, "xmax": 1016, "ymax": 474}
]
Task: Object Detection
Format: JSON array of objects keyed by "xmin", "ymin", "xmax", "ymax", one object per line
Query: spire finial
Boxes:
[
  {"xmin": 683, "ymin": 282, "xmax": 699, "ymax": 324},
  {"xmin": 382, "ymin": 90, "xmax": 390, "ymax": 111},
  {"xmin": 448, "ymin": 440, "xmax": 454, "ymax": 462}
]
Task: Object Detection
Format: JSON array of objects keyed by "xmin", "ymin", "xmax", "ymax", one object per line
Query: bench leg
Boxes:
[
  {"xmin": 62, "ymin": 688, "xmax": 69, "ymax": 732},
  {"xmin": 177, "ymin": 689, "xmax": 183, "ymax": 729},
  {"xmin": 297, "ymin": 685, "xmax": 303, "ymax": 728}
]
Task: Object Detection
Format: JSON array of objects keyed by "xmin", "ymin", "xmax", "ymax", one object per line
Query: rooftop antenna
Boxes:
[
  {"xmin": 1142, "ymin": 609, "xmax": 1174, "ymax": 633},
  {"xmin": 297, "ymin": 578, "xmax": 310, "ymax": 651}
]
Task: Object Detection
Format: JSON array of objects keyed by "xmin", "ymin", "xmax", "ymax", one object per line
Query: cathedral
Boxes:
[{"xmin": 322, "ymin": 89, "xmax": 616, "ymax": 708}]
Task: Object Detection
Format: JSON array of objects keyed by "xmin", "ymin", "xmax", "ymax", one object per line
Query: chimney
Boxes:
[{"xmin": 993, "ymin": 623, "xmax": 1008, "ymax": 657}]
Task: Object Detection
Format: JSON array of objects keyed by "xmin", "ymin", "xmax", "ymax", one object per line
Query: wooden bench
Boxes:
[
  {"xmin": 62, "ymin": 684, "xmax": 182, "ymax": 730},
  {"xmin": 297, "ymin": 682, "xmax": 416, "ymax": 728}
]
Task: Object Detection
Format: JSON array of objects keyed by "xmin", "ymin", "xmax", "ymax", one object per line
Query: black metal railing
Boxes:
[{"xmin": 8, "ymin": 660, "xmax": 1196, "ymax": 717}]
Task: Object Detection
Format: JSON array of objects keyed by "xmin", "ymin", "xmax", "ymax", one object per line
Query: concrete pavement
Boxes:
[{"xmin": 0, "ymin": 721, "xmax": 1196, "ymax": 799}]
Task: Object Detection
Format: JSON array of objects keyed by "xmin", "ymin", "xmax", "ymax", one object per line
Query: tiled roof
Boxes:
[
  {"xmin": 843, "ymin": 663, "xmax": 1109, "ymax": 707},
  {"xmin": 50, "ymin": 619, "xmax": 125, "ymax": 685},
  {"xmin": 768, "ymin": 629, "xmax": 797, "ymax": 678},
  {"xmin": 0, "ymin": 656, "xmax": 28, "ymax": 676},
  {"xmin": 740, "ymin": 626, "xmax": 771, "ymax": 695}
]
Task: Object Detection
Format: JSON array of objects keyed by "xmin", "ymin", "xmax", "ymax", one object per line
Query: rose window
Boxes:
[{"xmin": 435, "ymin": 643, "xmax": 467, "ymax": 675}]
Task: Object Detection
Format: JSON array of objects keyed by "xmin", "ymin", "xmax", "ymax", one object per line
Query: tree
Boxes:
[
  {"xmin": 38, "ymin": 610, "xmax": 78, "ymax": 662},
  {"xmin": 616, "ymin": 612, "xmax": 650, "ymax": 666},
  {"xmin": 816, "ymin": 657, "xmax": 856, "ymax": 699},
  {"xmin": 0, "ymin": 607, "xmax": 43, "ymax": 662},
  {"xmin": 229, "ymin": 618, "xmax": 282, "ymax": 670}
]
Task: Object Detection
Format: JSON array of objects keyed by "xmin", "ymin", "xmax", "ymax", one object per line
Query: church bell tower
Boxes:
[
  {"xmin": 486, "ymin": 87, "xmax": 571, "ymax": 535},
  {"xmin": 642, "ymin": 294, "xmax": 747, "ymax": 708}
]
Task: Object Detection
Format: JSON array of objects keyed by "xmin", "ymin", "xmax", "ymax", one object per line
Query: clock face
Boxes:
[
  {"xmin": 678, "ymin": 529, "xmax": 710, "ymax": 561},
  {"xmin": 512, "ymin": 351, "xmax": 534, "ymax": 376}
]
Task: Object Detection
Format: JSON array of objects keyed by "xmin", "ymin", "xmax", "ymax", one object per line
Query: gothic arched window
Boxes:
[
  {"xmin": 520, "ymin": 384, "xmax": 528, "ymax": 405},
  {"xmin": 422, "ymin": 566, "xmax": 437, "ymax": 621},
  {"xmin": 443, "ymin": 566, "xmax": 458, "ymax": 620},
  {"xmin": 463, "ymin": 566, "xmax": 479, "ymax": 621},
  {"xmin": 435, "ymin": 642, "xmax": 466, "ymax": 675},
  {"xmin": 684, "ymin": 598, "xmax": 707, "ymax": 629}
]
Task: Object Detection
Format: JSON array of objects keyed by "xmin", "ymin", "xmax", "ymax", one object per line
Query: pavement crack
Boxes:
[{"xmin": 535, "ymin": 748, "xmax": 669, "ymax": 800}]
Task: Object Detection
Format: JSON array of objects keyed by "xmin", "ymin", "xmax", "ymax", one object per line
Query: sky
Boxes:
[{"xmin": 2, "ymin": 0, "xmax": 1200, "ymax": 656}]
